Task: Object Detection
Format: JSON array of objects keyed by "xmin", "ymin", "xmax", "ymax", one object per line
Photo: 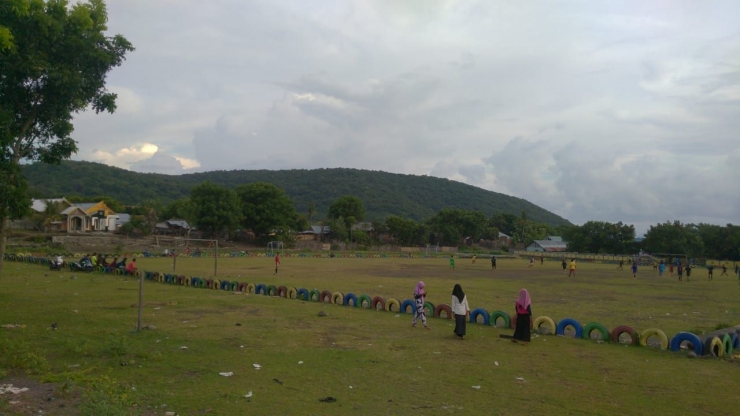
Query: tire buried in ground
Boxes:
[
  {"xmin": 297, "ymin": 288, "xmax": 309, "ymax": 300},
  {"xmin": 400, "ymin": 299, "xmax": 416, "ymax": 314},
  {"xmin": 722, "ymin": 333, "xmax": 733, "ymax": 356},
  {"xmin": 343, "ymin": 293, "xmax": 358, "ymax": 306},
  {"xmin": 385, "ymin": 298, "xmax": 400, "ymax": 312},
  {"xmin": 582, "ymin": 322, "xmax": 610, "ymax": 341},
  {"xmin": 490, "ymin": 311, "xmax": 511, "ymax": 328},
  {"xmin": 320, "ymin": 290, "xmax": 332, "ymax": 303},
  {"xmin": 266, "ymin": 285, "xmax": 277, "ymax": 296},
  {"xmin": 639, "ymin": 328, "xmax": 668, "ymax": 349},
  {"xmin": 669, "ymin": 332, "xmax": 703, "ymax": 355},
  {"xmin": 247, "ymin": 283, "xmax": 256, "ymax": 294},
  {"xmin": 287, "ymin": 287, "xmax": 298, "ymax": 299},
  {"xmin": 469, "ymin": 308, "xmax": 490, "ymax": 325},
  {"xmin": 255, "ymin": 284, "xmax": 267, "ymax": 295},
  {"xmin": 331, "ymin": 292, "xmax": 344, "ymax": 305},
  {"xmin": 276, "ymin": 286, "xmax": 288, "ymax": 298},
  {"xmin": 704, "ymin": 336, "xmax": 724, "ymax": 357},
  {"xmin": 556, "ymin": 318, "xmax": 584, "ymax": 338},
  {"xmin": 308, "ymin": 289, "xmax": 321, "ymax": 302},
  {"xmin": 357, "ymin": 294, "xmax": 372, "ymax": 308},
  {"xmin": 533, "ymin": 316, "xmax": 556, "ymax": 335},
  {"xmin": 433, "ymin": 304, "xmax": 452, "ymax": 319},
  {"xmin": 371, "ymin": 296, "xmax": 386, "ymax": 310},
  {"xmin": 610, "ymin": 325, "xmax": 638, "ymax": 345}
]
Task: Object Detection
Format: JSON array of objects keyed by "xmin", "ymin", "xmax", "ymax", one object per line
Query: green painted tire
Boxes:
[
  {"xmin": 490, "ymin": 310, "xmax": 511, "ymax": 328},
  {"xmin": 723, "ymin": 333, "xmax": 733, "ymax": 356},
  {"xmin": 582, "ymin": 322, "xmax": 610, "ymax": 341},
  {"xmin": 423, "ymin": 301, "xmax": 435, "ymax": 317},
  {"xmin": 357, "ymin": 294, "xmax": 372, "ymax": 308},
  {"xmin": 308, "ymin": 289, "xmax": 320, "ymax": 302},
  {"xmin": 266, "ymin": 285, "xmax": 277, "ymax": 296}
]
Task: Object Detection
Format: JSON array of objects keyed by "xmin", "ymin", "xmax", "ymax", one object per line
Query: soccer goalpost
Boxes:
[
  {"xmin": 267, "ymin": 241, "xmax": 284, "ymax": 256},
  {"xmin": 426, "ymin": 244, "xmax": 439, "ymax": 256}
]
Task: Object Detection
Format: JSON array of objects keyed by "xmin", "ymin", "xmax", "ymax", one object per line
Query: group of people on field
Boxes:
[{"xmin": 410, "ymin": 281, "xmax": 533, "ymax": 344}]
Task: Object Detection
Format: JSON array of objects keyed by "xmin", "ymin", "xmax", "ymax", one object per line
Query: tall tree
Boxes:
[
  {"xmin": 0, "ymin": 0, "xmax": 133, "ymax": 278},
  {"xmin": 328, "ymin": 196, "xmax": 365, "ymax": 229},
  {"xmin": 307, "ymin": 202, "xmax": 316, "ymax": 224},
  {"xmin": 642, "ymin": 221, "xmax": 704, "ymax": 257},
  {"xmin": 190, "ymin": 182, "xmax": 241, "ymax": 238},
  {"xmin": 236, "ymin": 182, "xmax": 298, "ymax": 239}
]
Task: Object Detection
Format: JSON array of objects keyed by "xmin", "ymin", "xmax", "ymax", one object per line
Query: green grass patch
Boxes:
[{"xmin": 1, "ymin": 257, "xmax": 739, "ymax": 414}]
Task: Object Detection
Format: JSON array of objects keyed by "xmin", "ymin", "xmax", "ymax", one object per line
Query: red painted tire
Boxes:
[
  {"xmin": 206, "ymin": 279, "xmax": 214, "ymax": 289},
  {"xmin": 611, "ymin": 325, "xmax": 639, "ymax": 345},
  {"xmin": 276, "ymin": 286, "xmax": 288, "ymax": 298},
  {"xmin": 371, "ymin": 296, "xmax": 386, "ymax": 310},
  {"xmin": 434, "ymin": 304, "xmax": 453, "ymax": 319},
  {"xmin": 237, "ymin": 282, "xmax": 247, "ymax": 292},
  {"xmin": 320, "ymin": 290, "xmax": 332, "ymax": 303}
]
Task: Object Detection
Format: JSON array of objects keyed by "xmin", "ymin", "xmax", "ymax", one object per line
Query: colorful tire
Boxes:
[
  {"xmin": 400, "ymin": 299, "xmax": 416, "ymax": 314},
  {"xmin": 230, "ymin": 281, "xmax": 239, "ymax": 291},
  {"xmin": 670, "ymin": 332, "xmax": 703, "ymax": 355},
  {"xmin": 190, "ymin": 277, "xmax": 200, "ymax": 287},
  {"xmin": 611, "ymin": 325, "xmax": 638, "ymax": 345},
  {"xmin": 206, "ymin": 279, "xmax": 214, "ymax": 289},
  {"xmin": 358, "ymin": 294, "xmax": 372, "ymax": 308},
  {"xmin": 331, "ymin": 292, "xmax": 344, "ymax": 305},
  {"xmin": 639, "ymin": 328, "xmax": 669, "ymax": 349},
  {"xmin": 320, "ymin": 290, "xmax": 332, "ymax": 303},
  {"xmin": 266, "ymin": 285, "xmax": 277, "ymax": 296},
  {"xmin": 343, "ymin": 293, "xmax": 358, "ymax": 307},
  {"xmin": 287, "ymin": 287, "xmax": 298, "ymax": 299},
  {"xmin": 469, "ymin": 308, "xmax": 490, "ymax": 325},
  {"xmin": 308, "ymin": 289, "xmax": 320, "ymax": 302},
  {"xmin": 722, "ymin": 333, "xmax": 733, "ymax": 356},
  {"xmin": 423, "ymin": 301, "xmax": 434, "ymax": 317},
  {"xmin": 533, "ymin": 316, "xmax": 556, "ymax": 335},
  {"xmin": 732, "ymin": 333, "xmax": 740, "ymax": 350},
  {"xmin": 385, "ymin": 298, "xmax": 400, "ymax": 312},
  {"xmin": 255, "ymin": 284, "xmax": 267, "ymax": 295},
  {"xmin": 277, "ymin": 286, "xmax": 288, "ymax": 298},
  {"xmin": 297, "ymin": 288, "xmax": 309, "ymax": 300},
  {"xmin": 114, "ymin": 268, "xmax": 122, "ymax": 275},
  {"xmin": 582, "ymin": 322, "xmax": 610, "ymax": 340},
  {"xmin": 238, "ymin": 282, "xmax": 247, "ymax": 292},
  {"xmin": 371, "ymin": 296, "xmax": 386, "ymax": 310},
  {"xmin": 184, "ymin": 276, "xmax": 191, "ymax": 286},
  {"xmin": 247, "ymin": 283, "xmax": 256, "ymax": 294},
  {"xmin": 213, "ymin": 279, "xmax": 222, "ymax": 290},
  {"xmin": 433, "ymin": 304, "xmax": 452, "ymax": 319},
  {"xmin": 556, "ymin": 318, "xmax": 584, "ymax": 338},
  {"xmin": 220, "ymin": 280, "xmax": 231, "ymax": 290},
  {"xmin": 490, "ymin": 310, "xmax": 511, "ymax": 328},
  {"xmin": 704, "ymin": 336, "xmax": 724, "ymax": 357},
  {"xmin": 178, "ymin": 275, "xmax": 186, "ymax": 285}
]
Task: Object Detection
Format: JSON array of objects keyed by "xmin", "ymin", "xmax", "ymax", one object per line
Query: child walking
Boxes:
[
  {"xmin": 411, "ymin": 281, "xmax": 429, "ymax": 329},
  {"xmin": 449, "ymin": 255, "xmax": 455, "ymax": 270}
]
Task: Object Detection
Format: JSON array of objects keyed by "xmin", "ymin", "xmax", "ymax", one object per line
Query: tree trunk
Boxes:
[{"xmin": 0, "ymin": 216, "xmax": 8, "ymax": 280}]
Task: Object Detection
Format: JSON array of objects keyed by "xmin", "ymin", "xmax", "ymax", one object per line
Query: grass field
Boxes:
[{"xmin": 1, "ymin": 256, "xmax": 739, "ymax": 415}]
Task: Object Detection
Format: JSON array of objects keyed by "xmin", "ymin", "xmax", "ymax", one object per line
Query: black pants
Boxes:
[
  {"xmin": 513, "ymin": 313, "xmax": 531, "ymax": 342},
  {"xmin": 454, "ymin": 314, "xmax": 466, "ymax": 338}
]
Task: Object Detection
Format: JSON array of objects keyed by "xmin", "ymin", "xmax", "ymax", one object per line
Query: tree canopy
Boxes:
[
  {"xmin": 189, "ymin": 182, "xmax": 241, "ymax": 237},
  {"xmin": 564, "ymin": 221, "xmax": 636, "ymax": 254},
  {"xmin": 328, "ymin": 195, "xmax": 365, "ymax": 227},
  {"xmin": 0, "ymin": 0, "xmax": 133, "ymax": 278},
  {"xmin": 236, "ymin": 182, "xmax": 299, "ymax": 239}
]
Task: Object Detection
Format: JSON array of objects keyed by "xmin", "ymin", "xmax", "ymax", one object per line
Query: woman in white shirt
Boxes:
[{"xmin": 451, "ymin": 284, "xmax": 470, "ymax": 339}]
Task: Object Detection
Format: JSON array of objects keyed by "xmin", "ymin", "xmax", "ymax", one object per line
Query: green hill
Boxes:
[{"xmin": 21, "ymin": 161, "xmax": 571, "ymax": 226}]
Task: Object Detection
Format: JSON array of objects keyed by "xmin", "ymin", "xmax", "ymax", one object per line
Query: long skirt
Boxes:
[
  {"xmin": 512, "ymin": 313, "xmax": 531, "ymax": 342},
  {"xmin": 454, "ymin": 314, "xmax": 466, "ymax": 338}
]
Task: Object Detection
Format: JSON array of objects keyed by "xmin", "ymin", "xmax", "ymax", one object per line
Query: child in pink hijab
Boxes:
[
  {"xmin": 411, "ymin": 281, "xmax": 429, "ymax": 329},
  {"xmin": 512, "ymin": 289, "xmax": 532, "ymax": 343}
]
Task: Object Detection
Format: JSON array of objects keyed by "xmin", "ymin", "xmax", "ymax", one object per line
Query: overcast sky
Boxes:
[{"xmin": 70, "ymin": 0, "xmax": 740, "ymax": 234}]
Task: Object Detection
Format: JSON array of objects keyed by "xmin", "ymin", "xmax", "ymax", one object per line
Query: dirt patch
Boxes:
[{"xmin": 0, "ymin": 376, "xmax": 82, "ymax": 416}]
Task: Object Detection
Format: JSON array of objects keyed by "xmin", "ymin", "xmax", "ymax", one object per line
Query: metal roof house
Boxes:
[{"xmin": 526, "ymin": 236, "xmax": 568, "ymax": 252}]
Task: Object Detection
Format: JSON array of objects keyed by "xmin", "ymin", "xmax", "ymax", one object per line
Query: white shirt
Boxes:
[{"xmin": 451, "ymin": 295, "xmax": 469, "ymax": 315}]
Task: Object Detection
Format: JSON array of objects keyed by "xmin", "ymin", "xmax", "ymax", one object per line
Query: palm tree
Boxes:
[{"xmin": 307, "ymin": 202, "xmax": 316, "ymax": 225}]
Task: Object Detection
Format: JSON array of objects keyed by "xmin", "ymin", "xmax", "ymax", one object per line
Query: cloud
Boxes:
[{"xmin": 62, "ymin": 0, "xmax": 740, "ymax": 232}]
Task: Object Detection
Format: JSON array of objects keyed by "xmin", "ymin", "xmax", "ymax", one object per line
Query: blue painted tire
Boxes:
[
  {"xmin": 400, "ymin": 299, "xmax": 416, "ymax": 314},
  {"xmin": 220, "ymin": 280, "xmax": 231, "ymax": 290},
  {"xmin": 343, "ymin": 292, "xmax": 358, "ymax": 307},
  {"xmin": 669, "ymin": 332, "xmax": 703, "ymax": 355},
  {"xmin": 469, "ymin": 308, "xmax": 490, "ymax": 325},
  {"xmin": 297, "ymin": 288, "xmax": 309, "ymax": 300},
  {"xmin": 255, "ymin": 284, "xmax": 267, "ymax": 295},
  {"xmin": 732, "ymin": 333, "xmax": 740, "ymax": 350},
  {"xmin": 556, "ymin": 318, "xmax": 583, "ymax": 338}
]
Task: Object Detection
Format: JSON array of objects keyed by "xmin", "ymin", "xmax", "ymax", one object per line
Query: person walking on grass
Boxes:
[
  {"xmin": 449, "ymin": 255, "xmax": 455, "ymax": 270},
  {"xmin": 617, "ymin": 260, "xmax": 624, "ymax": 270},
  {"xmin": 561, "ymin": 258, "xmax": 567, "ymax": 273},
  {"xmin": 491, "ymin": 255, "xmax": 497, "ymax": 270},
  {"xmin": 528, "ymin": 257, "xmax": 534, "ymax": 268},
  {"xmin": 568, "ymin": 259, "xmax": 577, "ymax": 277},
  {"xmin": 658, "ymin": 261, "xmax": 665, "ymax": 276},
  {"xmin": 685, "ymin": 263, "xmax": 691, "ymax": 281},
  {"xmin": 472, "ymin": 254, "xmax": 477, "ymax": 264},
  {"xmin": 721, "ymin": 264, "xmax": 728, "ymax": 276},
  {"xmin": 275, "ymin": 253, "xmax": 280, "ymax": 274},
  {"xmin": 677, "ymin": 263, "xmax": 683, "ymax": 281},
  {"xmin": 451, "ymin": 284, "xmax": 469, "ymax": 340},
  {"xmin": 669, "ymin": 263, "xmax": 674, "ymax": 277},
  {"xmin": 540, "ymin": 256, "xmax": 544, "ymax": 266},
  {"xmin": 512, "ymin": 289, "xmax": 532, "ymax": 344},
  {"xmin": 411, "ymin": 281, "xmax": 430, "ymax": 329},
  {"xmin": 707, "ymin": 265, "xmax": 714, "ymax": 281},
  {"xmin": 631, "ymin": 261, "xmax": 638, "ymax": 278}
]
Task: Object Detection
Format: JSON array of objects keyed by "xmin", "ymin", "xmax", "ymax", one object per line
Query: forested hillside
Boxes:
[{"xmin": 22, "ymin": 161, "xmax": 570, "ymax": 226}]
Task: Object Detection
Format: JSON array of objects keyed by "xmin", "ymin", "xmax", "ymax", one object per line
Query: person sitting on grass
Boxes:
[
  {"xmin": 126, "ymin": 258, "xmax": 137, "ymax": 275},
  {"xmin": 116, "ymin": 257, "xmax": 127, "ymax": 269}
]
